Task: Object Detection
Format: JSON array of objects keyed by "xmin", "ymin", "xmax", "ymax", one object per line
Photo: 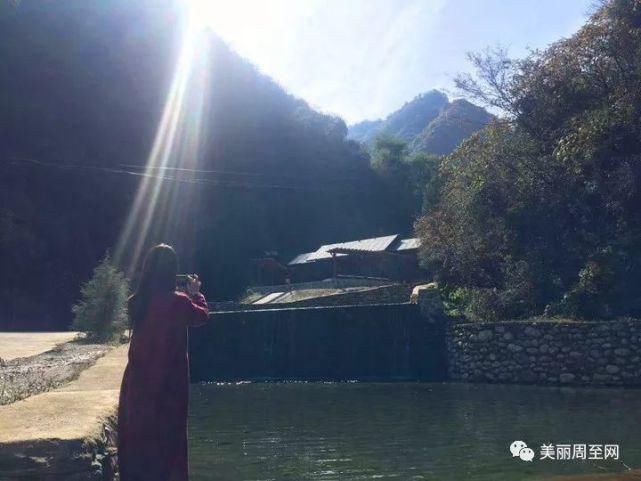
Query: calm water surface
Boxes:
[{"xmin": 188, "ymin": 382, "xmax": 641, "ymax": 481}]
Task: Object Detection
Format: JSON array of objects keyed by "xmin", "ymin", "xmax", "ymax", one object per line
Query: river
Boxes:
[{"xmin": 189, "ymin": 382, "xmax": 641, "ymax": 480}]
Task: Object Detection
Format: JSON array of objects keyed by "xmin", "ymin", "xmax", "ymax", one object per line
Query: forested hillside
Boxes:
[
  {"xmin": 0, "ymin": 0, "xmax": 403, "ymax": 329},
  {"xmin": 4, "ymin": 0, "xmax": 629, "ymax": 330},
  {"xmin": 417, "ymin": 0, "xmax": 641, "ymax": 321},
  {"xmin": 409, "ymin": 99, "xmax": 494, "ymax": 155},
  {"xmin": 348, "ymin": 91, "xmax": 493, "ymax": 155}
]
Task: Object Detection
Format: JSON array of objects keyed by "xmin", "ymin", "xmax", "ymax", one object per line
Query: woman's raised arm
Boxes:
[{"xmin": 177, "ymin": 291, "xmax": 209, "ymax": 327}]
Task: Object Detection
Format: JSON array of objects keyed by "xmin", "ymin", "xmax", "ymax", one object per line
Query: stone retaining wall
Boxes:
[
  {"xmin": 447, "ymin": 318, "xmax": 641, "ymax": 386},
  {"xmin": 211, "ymin": 284, "xmax": 414, "ymax": 312},
  {"xmin": 243, "ymin": 278, "xmax": 389, "ymax": 297},
  {"xmin": 281, "ymin": 284, "xmax": 414, "ymax": 308}
]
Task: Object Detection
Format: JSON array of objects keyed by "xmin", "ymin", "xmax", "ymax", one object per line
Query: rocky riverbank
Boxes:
[{"xmin": 0, "ymin": 340, "xmax": 111, "ymax": 405}]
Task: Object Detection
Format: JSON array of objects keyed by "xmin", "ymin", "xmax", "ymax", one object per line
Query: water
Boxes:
[{"xmin": 188, "ymin": 382, "xmax": 641, "ymax": 481}]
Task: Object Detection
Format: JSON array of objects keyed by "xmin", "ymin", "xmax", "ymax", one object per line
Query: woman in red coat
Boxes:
[{"xmin": 118, "ymin": 244, "xmax": 209, "ymax": 481}]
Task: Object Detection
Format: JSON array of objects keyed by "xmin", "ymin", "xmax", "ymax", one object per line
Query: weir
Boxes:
[{"xmin": 189, "ymin": 303, "xmax": 448, "ymax": 382}]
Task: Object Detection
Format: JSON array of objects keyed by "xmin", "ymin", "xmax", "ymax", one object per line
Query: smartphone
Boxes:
[{"xmin": 176, "ymin": 274, "xmax": 190, "ymax": 290}]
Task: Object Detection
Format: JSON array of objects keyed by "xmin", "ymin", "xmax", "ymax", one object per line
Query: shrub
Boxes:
[{"xmin": 72, "ymin": 254, "xmax": 129, "ymax": 342}]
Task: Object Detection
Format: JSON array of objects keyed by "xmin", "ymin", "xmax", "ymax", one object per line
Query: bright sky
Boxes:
[{"xmin": 190, "ymin": 0, "xmax": 594, "ymax": 124}]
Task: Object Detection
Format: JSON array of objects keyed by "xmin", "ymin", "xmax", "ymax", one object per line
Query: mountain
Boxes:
[
  {"xmin": 409, "ymin": 99, "xmax": 495, "ymax": 155},
  {"xmin": 348, "ymin": 91, "xmax": 493, "ymax": 155},
  {"xmin": 348, "ymin": 90, "xmax": 448, "ymax": 145},
  {"xmin": 0, "ymin": 0, "xmax": 401, "ymax": 329},
  {"xmin": 346, "ymin": 119, "xmax": 384, "ymax": 145}
]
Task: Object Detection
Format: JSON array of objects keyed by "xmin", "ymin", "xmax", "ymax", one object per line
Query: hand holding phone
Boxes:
[{"xmin": 186, "ymin": 274, "xmax": 202, "ymax": 296}]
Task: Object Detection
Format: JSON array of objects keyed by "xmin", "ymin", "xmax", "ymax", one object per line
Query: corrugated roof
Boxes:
[
  {"xmin": 396, "ymin": 237, "xmax": 421, "ymax": 251},
  {"xmin": 327, "ymin": 234, "xmax": 399, "ymax": 254},
  {"xmin": 288, "ymin": 252, "xmax": 316, "ymax": 266},
  {"xmin": 301, "ymin": 244, "xmax": 347, "ymax": 263},
  {"xmin": 289, "ymin": 234, "xmax": 400, "ymax": 266}
]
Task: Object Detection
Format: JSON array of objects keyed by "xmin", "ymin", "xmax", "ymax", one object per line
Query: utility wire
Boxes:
[
  {"xmin": 118, "ymin": 163, "xmax": 367, "ymax": 183},
  {"xmin": 4, "ymin": 156, "xmax": 371, "ymax": 193}
]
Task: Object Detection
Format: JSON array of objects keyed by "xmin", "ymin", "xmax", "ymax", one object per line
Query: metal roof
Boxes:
[
  {"xmin": 288, "ymin": 234, "xmax": 400, "ymax": 265},
  {"xmin": 294, "ymin": 243, "xmax": 347, "ymax": 263},
  {"xmin": 288, "ymin": 252, "xmax": 317, "ymax": 266},
  {"xmin": 396, "ymin": 237, "xmax": 421, "ymax": 251},
  {"xmin": 326, "ymin": 234, "xmax": 399, "ymax": 254}
]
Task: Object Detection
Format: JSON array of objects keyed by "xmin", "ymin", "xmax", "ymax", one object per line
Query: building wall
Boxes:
[{"xmin": 288, "ymin": 252, "xmax": 421, "ymax": 283}]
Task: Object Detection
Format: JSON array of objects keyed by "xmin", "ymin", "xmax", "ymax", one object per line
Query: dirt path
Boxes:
[
  {"xmin": 0, "ymin": 345, "xmax": 128, "ymax": 480},
  {"xmin": 0, "ymin": 332, "xmax": 80, "ymax": 360}
]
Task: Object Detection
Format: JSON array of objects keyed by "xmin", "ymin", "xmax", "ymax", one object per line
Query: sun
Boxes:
[{"xmin": 184, "ymin": 0, "xmax": 282, "ymax": 50}]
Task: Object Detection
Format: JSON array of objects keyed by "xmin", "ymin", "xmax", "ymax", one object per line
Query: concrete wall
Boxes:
[
  {"xmin": 190, "ymin": 303, "xmax": 447, "ymax": 382},
  {"xmin": 447, "ymin": 318, "xmax": 641, "ymax": 386}
]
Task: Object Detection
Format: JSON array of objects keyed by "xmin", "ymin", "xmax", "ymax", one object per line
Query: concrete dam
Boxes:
[{"xmin": 189, "ymin": 303, "xmax": 448, "ymax": 382}]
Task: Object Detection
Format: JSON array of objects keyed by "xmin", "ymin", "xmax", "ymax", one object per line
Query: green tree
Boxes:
[
  {"xmin": 72, "ymin": 254, "xmax": 129, "ymax": 341},
  {"xmin": 371, "ymin": 134, "xmax": 408, "ymax": 176},
  {"xmin": 418, "ymin": 0, "xmax": 641, "ymax": 321},
  {"xmin": 407, "ymin": 152, "xmax": 442, "ymax": 215},
  {"xmin": 370, "ymin": 135, "xmax": 414, "ymax": 229},
  {"xmin": 370, "ymin": 135, "xmax": 445, "ymax": 225}
]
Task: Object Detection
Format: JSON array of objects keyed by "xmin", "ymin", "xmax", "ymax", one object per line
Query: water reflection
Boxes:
[{"xmin": 189, "ymin": 383, "xmax": 641, "ymax": 481}]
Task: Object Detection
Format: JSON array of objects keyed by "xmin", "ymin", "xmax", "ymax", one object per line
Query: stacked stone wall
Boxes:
[{"xmin": 447, "ymin": 319, "xmax": 641, "ymax": 386}]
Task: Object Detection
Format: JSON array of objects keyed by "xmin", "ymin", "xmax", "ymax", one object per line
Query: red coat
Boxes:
[{"xmin": 118, "ymin": 291, "xmax": 209, "ymax": 481}]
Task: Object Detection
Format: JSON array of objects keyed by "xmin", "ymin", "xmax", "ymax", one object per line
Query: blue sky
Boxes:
[{"xmin": 191, "ymin": 0, "xmax": 595, "ymax": 124}]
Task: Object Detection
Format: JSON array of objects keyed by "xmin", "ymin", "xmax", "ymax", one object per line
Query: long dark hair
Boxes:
[{"xmin": 128, "ymin": 244, "xmax": 178, "ymax": 331}]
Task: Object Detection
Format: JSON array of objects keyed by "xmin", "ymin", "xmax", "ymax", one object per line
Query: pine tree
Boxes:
[{"xmin": 72, "ymin": 254, "xmax": 129, "ymax": 342}]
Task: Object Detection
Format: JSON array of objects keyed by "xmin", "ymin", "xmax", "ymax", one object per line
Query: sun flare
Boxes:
[
  {"xmin": 185, "ymin": 0, "xmax": 285, "ymax": 51},
  {"xmin": 114, "ymin": 7, "xmax": 211, "ymax": 273}
]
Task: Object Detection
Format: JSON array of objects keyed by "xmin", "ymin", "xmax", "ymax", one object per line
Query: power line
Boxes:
[
  {"xmin": 4, "ymin": 156, "xmax": 372, "ymax": 193},
  {"xmin": 117, "ymin": 163, "xmax": 366, "ymax": 183}
]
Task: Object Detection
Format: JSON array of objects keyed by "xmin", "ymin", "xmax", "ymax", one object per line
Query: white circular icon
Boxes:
[
  {"xmin": 510, "ymin": 440, "xmax": 528, "ymax": 457},
  {"xmin": 519, "ymin": 447, "xmax": 535, "ymax": 462}
]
